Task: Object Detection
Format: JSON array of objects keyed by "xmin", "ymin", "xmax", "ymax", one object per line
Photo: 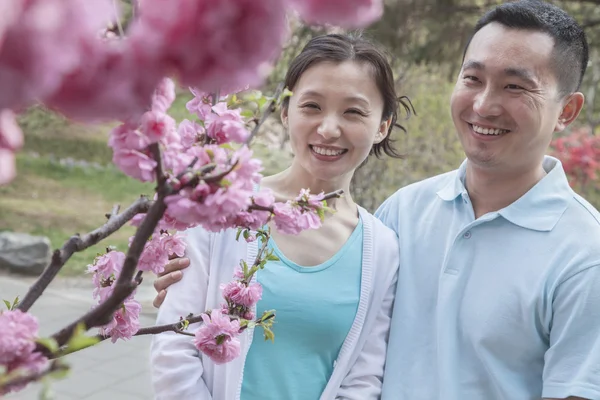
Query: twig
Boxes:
[
  {"xmin": 95, "ymin": 314, "xmax": 207, "ymax": 343},
  {"xmin": 113, "ymin": 0, "xmax": 125, "ymax": 37},
  {"xmin": 17, "ymin": 196, "xmax": 152, "ymax": 313},
  {"xmin": 246, "ymin": 83, "xmax": 285, "ymax": 144}
]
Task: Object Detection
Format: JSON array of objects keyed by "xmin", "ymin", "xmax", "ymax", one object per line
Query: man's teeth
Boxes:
[
  {"xmin": 472, "ymin": 124, "xmax": 509, "ymax": 136},
  {"xmin": 312, "ymin": 146, "xmax": 344, "ymax": 156}
]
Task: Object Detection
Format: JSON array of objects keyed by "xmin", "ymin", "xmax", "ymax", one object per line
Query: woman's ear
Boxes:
[{"xmin": 374, "ymin": 117, "xmax": 392, "ymax": 144}]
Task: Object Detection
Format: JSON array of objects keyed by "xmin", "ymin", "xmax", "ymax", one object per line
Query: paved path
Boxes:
[{"xmin": 1, "ymin": 272, "xmax": 159, "ymax": 400}]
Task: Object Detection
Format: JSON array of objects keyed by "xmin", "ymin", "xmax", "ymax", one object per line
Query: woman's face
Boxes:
[{"xmin": 282, "ymin": 60, "xmax": 390, "ymax": 183}]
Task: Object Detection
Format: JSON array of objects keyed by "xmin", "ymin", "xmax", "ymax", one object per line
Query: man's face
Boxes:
[{"xmin": 450, "ymin": 22, "xmax": 567, "ymax": 174}]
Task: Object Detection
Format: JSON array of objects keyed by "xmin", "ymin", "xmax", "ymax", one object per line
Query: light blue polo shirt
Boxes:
[{"xmin": 376, "ymin": 156, "xmax": 600, "ymax": 400}]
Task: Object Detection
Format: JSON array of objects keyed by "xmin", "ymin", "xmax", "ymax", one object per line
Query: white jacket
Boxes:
[{"xmin": 150, "ymin": 206, "xmax": 399, "ymax": 400}]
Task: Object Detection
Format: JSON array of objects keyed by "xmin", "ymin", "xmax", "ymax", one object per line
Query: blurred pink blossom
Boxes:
[
  {"xmin": 286, "ymin": 0, "xmax": 383, "ymax": 28},
  {"xmin": 128, "ymin": 0, "xmax": 287, "ymax": 92},
  {"xmin": 0, "ymin": 110, "xmax": 23, "ymax": 185},
  {"xmin": 0, "ymin": 0, "xmax": 115, "ymax": 111},
  {"xmin": 151, "ymin": 77, "xmax": 176, "ymax": 113}
]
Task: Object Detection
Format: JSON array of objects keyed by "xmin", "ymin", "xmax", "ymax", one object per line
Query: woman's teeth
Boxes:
[{"xmin": 311, "ymin": 146, "xmax": 345, "ymax": 156}]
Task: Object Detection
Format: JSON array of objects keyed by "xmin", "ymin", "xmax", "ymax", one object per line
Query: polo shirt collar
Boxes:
[{"xmin": 436, "ymin": 156, "xmax": 572, "ymax": 231}]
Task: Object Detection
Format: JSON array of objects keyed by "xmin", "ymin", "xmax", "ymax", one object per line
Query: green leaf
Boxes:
[
  {"xmin": 64, "ymin": 323, "xmax": 99, "ymax": 354},
  {"xmin": 262, "ymin": 326, "xmax": 275, "ymax": 342},
  {"xmin": 240, "ymin": 110, "xmax": 255, "ymax": 119},
  {"xmin": 36, "ymin": 337, "xmax": 59, "ymax": 355},
  {"xmin": 236, "ymin": 228, "xmax": 243, "ymax": 241},
  {"xmin": 11, "ymin": 296, "xmax": 19, "ymax": 309},
  {"xmin": 181, "ymin": 319, "xmax": 190, "ymax": 330},
  {"xmin": 243, "ymin": 230, "xmax": 250, "ymax": 240},
  {"xmin": 3, "ymin": 300, "xmax": 11, "ymax": 310},
  {"xmin": 65, "ymin": 335, "xmax": 100, "ymax": 354},
  {"xmin": 317, "ymin": 207, "xmax": 325, "ymax": 222},
  {"xmin": 266, "ymin": 253, "xmax": 280, "ymax": 262}
]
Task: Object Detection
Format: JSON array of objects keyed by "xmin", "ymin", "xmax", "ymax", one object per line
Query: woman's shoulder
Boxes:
[
  {"xmin": 357, "ymin": 206, "xmax": 398, "ymax": 243},
  {"xmin": 357, "ymin": 206, "xmax": 399, "ymax": 268}
]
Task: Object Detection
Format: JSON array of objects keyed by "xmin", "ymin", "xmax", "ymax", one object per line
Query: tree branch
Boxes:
[
  {"xmin": 17, "ymin": 196, "xmax": 152, "ymax": 313},
  {"xmin": 246, "ymin": 82, "xmax": 285, "ymax": 144}
]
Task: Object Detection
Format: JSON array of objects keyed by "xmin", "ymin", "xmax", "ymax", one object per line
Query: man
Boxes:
[{"xmin": 153, "ymin": 1, "xmax": 600, "ymax": 398}]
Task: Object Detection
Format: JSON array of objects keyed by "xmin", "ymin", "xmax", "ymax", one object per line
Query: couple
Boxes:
[{"xmin": 150, "ymin": 1, "xmax": 600, "ymax": 399}]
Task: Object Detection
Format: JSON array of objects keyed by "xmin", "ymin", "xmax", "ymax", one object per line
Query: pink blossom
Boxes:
[
  {"xmin": 129, "ymin": 0, "xmax": 287, "ymax": 92},
  {"xmin": 233, "ymin": 266, "xmax": 245, "ymax": 280},
  {"xmin": 0, "ymin": 0, "xmax": 115, "ymax": 111},
  {"xmin": 221, "ymin": 281, "xmax": 263, "ymax": 308},
  {"xmin": 273, "ymin": 202, "xmax": 304, "ymax": 235},
  {"xmin": 229, "ymin": 146, "xmax": 263, "ymax": 183},
  {"xmin": 177, "ymin": 119, "xmax": 204, "ymax": 148},
  {"xmin": 140, "ymin": 110, "xmax": 177, "ymax": 144},
  {"xmin": 296, "ymin": 188, "xmax": 325, "ymax": 208},
  {"xmin": 135, "ymin": 235, "xmax": 168, "ymax": 275},
  {"xmin": 194, "ymin": 310, "xmax": 241, "ymax": 364},
  {"xmin": 186, "ymin": 88, "xmax": 213, "ymax": 120},
  {"xmin": 286, "ymin": 0, "xmax": 383, "ymax": 28},
  {"xmin": 1, "ymin": 351, "xmax": 48, "ymax": 395},
  {"xmin": 0, "ymin": 310, "xmax": 40, "ymax": 366},
  {"xmin": 108, "ymin": 124, "xmax": 151, "ymax": 151},
  {"xmin": 151, "ymin": 77, "xmax": 176, "ymax": 113},
  {"xmin": 0, "ymin": 309, "xmax": 48, "ymax": 395},
  {"xmin": 205, "ymin": 115, "xmax": 249, "ymax": 144},
  {"xmin": 234, "ymin": 190, "xmax": 273, "ymax": 230},
  {"xmin": 0, "ymin": 109, "xmax": 22, "ymax": 185},
  {"xmin": 87, "ymin": 251, "xmax": 125, "ymax": 286},
  {"xmin": 297, "ymin": 210, "xmax": 322, "ymax": 230},
  {"xmin": 99, "ymin": 297, "xmax": 141, "ymax": 343},
  {"xmin": 87, "ymin": 250, "xmax": 126, "ymax": 300},
  {"xmin": 112, "ymin": 148, "xmax": 157, "ymax": 182},
  {"xmin": 46, "ymin": 45, "xmax": 160, "ymax": 123},
  {"xmin": 161, "ymin": 232, "xmax": 187, "ymax": 258}
]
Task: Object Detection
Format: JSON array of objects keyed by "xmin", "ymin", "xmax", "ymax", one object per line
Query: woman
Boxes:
[{"xmin": 150, "ymin": 33, "xmax": 409, "ymax": 400}]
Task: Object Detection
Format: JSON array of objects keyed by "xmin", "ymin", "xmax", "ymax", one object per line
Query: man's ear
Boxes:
[{"xmin": 555, "ymin": 92, "xmax": 584, "ymax": 132}]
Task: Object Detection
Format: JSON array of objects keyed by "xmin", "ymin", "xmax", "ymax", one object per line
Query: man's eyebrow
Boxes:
[{"xmin": 462, "ymin": 60, "xmax": 539, "ymax": 87}]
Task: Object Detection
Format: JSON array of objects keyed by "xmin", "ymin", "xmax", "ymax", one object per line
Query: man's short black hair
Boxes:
[{"xmin": 463, "ymin": 0, "xmax": 588, "ymax": 98}]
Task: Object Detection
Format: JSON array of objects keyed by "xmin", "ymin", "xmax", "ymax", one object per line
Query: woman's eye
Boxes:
[
  {"xmin": 301, "ymin": 103, "xmax": 320, "ymax": 110},
  {"xmin": 346, "ymin": 109, "xmax": 366, "ymax": 116}
]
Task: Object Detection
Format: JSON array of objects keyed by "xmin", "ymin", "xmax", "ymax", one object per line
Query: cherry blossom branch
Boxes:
[
  {"xmin": 17, "ymin": 196, "xmax": 152, "ymax": 313},
  {"xmin": 247, "ymin": 189, "xmax": 345, "ymax": 213},
  {"xmin": 45, "ymin": 144, "xmax": 168, "ymax": 350},
  {"xmin": 246, "ymin": 82, "xmax": 285, "ymax": 144}
]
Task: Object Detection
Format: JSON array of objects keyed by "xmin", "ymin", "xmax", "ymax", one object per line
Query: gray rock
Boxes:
[{"xmin": 0, "ymin": 232, "xmax": 51, "ymax": 275}]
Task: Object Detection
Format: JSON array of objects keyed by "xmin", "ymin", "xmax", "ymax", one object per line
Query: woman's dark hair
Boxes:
[{"xmin": 282, "ymin": 32, "xmax": 414, "ymax": 160}]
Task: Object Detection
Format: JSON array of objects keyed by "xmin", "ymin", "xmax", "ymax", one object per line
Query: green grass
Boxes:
[{"xmin": 0, "ymin": 155, "xmax": 152, "ymax": 275}]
